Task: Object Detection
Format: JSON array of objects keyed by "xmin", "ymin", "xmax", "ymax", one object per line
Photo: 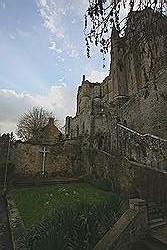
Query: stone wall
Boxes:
[
  {"xmin": 93, "ymin": 199, "xmax": 148, "ymax": 250},
  {"xmin": 80, "ymin": 143, "xmax": 167, "ymax": 204},
  {"xmin": 14, "ymin": 140, "xmax": 82, "ymax": 178},
  {"xmin": 116, "ymin": 124, "xmax": 167, "ymax": 170},
  {"xmin": 81, "ymin": 148, "xmax": 121, "ymax": 190},
  {"xmin": 66, "ymin": 67, "xmax": 167, "ymax": 141},
  {"xmin": 120, "ymin": 68, "xmax": 167, "ymax": 139},
  {"xmin": 80, "ymin": 122, "xmax": 167, "ymax": 204},
  {"xmin": 65, "ymin": 9, "xmax": 167, "ymax": 142},
  {"xmin": 120, "ymin": 159, "xmax": 167, "ymax": 204},
  {"xmin": 86, "ymin": 121, "xmax": 167, "ymax": 172}
]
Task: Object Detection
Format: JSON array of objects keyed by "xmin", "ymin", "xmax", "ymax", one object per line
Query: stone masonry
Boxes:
[
  {"xmin": 14, "ymin": 118, "xmax": 81, "ymax": 178},
  {"xmin": 93, "ymin": 199, "xmax": 148, "ymax": 250},
  {"xmin": 64, "ymin": 8, "xmax": 167, "ymax": 204},
  {"xmin": 65, "ymin": 9, "xmax": 167, "ymax": 141}
]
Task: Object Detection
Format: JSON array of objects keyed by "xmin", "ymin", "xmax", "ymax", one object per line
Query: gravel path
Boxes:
[{"xmin": 0, "ymin": 196, "xmax": 13, "ymax": 250}]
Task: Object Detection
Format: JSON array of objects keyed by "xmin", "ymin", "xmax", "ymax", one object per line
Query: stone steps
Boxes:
[
  {"xmin": 132, "ymin": 222, "xmax": 167, "ymax": 250},
  {"xmin": 151, "ymin": 223, "xmax": 167, "ymax": 246},
  {"xmin": 145, "ymin": 237, "xmax": 167, "ymax": 250},
  {"xmin": 149, "ymin": 219, "xmax": 166, "ymax": 228},
  {"xmin": 14, "ymin": 178, "xmax": 81, "ymax": 188},
  {"xmin": 132, "ymin": 236, "xmax": 167, "ymax": 250}
]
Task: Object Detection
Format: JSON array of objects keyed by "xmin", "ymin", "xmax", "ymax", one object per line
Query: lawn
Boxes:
[{"xmin": 9, "ymin": 183, "xmax": 122, "ymax": 228}]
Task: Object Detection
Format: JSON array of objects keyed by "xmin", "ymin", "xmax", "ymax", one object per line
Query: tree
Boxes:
[
  {"xmin": 0, "ymin": 132, "xmax": 15, "ymax": 161},
  {"xmin": 16, "ymin": 107, "xmax": 58, "ymax": 141},
  {"xmin": 85, "ymin": 0, "xmax": 166, "ymax": 63}
]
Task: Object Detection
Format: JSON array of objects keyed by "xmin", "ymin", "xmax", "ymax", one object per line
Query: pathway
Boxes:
[
  {"xmin": 0, "ymin": 196, "xmax": 13, "ymax": 250},
  {"xmin": 131, "ymin": 223, "xmax": 167, "ymax": 250}
]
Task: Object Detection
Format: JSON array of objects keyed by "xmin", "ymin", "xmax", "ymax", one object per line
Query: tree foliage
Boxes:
[
  {"xmin": 85, "ymin": 0, "xmax": 166, "ymax": 64},
  {"xmin": 16, "ymin": 107, "xmax": 57, "ymax": 141}
]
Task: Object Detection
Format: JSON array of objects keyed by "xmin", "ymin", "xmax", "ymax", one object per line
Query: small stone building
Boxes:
[
  {"xmin": 14, "ymin": 118, "xmax": 80, "ymax": 178},
  {"xmin": 31, "ymin": 117, "xmax": 62, "ymax": 145}
]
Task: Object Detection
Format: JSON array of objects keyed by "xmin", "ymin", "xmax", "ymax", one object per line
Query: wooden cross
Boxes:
[{"xmin": 40, "ymin": 146, "xmax": 50, "ymax": 177}]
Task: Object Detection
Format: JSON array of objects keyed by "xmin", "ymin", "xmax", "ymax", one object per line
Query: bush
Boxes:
[
  {"xmin": 25, "ymin": 197, "xmax": 123, "ymax": 250},
  {"xmin": 90, "ymin": 178, "xmax": 113, "ymax": 191}
]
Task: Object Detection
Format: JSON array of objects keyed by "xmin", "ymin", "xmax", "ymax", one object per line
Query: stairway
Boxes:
[
  {"xmin": 151, "ymin": 222, "xmax": 167, "ymax": 246},
  {"xmin": 132, "ymin": 236, "xmax": 167, "ymax": 250},
  {"xmin": 131, "ymin": 223, "xmax": 167, "ymax": 250}
]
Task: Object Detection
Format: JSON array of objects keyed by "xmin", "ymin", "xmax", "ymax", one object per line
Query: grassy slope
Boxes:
[{"xmin": 9, "ymin": 183, "xmax": 120, "ymax": 228}]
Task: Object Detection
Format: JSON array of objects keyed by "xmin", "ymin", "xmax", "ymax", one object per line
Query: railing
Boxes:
[
  {"xmin": 92, "ymin": 123, "xmax": 167, "ymax": 171},
  {"xmin": 146, "ymin": 201, "xmax": 167, "ymax": 225},
  {"xmin": 115, "ymin": 124, "xmax": 167, "ymax": 171}
]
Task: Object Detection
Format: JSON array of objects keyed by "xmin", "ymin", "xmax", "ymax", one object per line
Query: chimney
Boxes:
[
  {"xmin": 82, "ymin": 75, "xmax": 85, "ymax": 82},
  {"xmin": 48, "ymin": 117, "xmax": 54, "ymax": 125}
]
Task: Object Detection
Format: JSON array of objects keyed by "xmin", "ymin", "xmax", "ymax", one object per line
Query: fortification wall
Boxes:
[
  {"xmin": 120, "ymin": 68, "xmax": 167, "ymax": 139},
  {"xmin": 120, "ymin": 159, "xmax": 167, "ymax": 204},
  {"xmin": 65, "ymin": 9, "xmax": 167, "ymax": 143}
]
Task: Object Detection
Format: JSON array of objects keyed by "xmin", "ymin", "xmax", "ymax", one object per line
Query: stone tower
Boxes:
[
  {"xmin": 65, "ymin": 8, "xmax": 167, "ymax": 140},
  {"xmin": 110, "ymin": 26, "xmax": 129, "ymax": 100}
]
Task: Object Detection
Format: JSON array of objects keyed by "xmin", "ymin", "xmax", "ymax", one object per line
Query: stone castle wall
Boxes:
[
  {"xmin": 65, "ymin": 9, "xmax": 167, "ymax": 141},
  {"xmin": 81, "ymin": 147, "xmax": 167, "ymax": 204},
  {"xmin": 66, "ymin": 67, "xmax": 167, "ymax": 140},
  {"xmin": 80, "ymin": 121, "xmax": 167, "ymax": 202},
  {"xmin": 120, "ymin": 68, "xmax": 167, "ymax": 139}
]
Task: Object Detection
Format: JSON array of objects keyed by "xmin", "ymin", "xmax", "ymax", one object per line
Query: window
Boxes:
[
  {"xmin": 77, "ymin": 125, "xmax": 79, "ymax": 137},
  {"xmin": 82, "ymin": 122, "xmax": 85, "ymax": 133}
]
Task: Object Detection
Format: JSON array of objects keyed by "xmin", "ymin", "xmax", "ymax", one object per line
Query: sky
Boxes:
[
  {"xmin": 0, "ymin": 0, "xmax": 110, "ymax": 134},
  {"xmin": 1, "ymin": 0, "xmax": 166, "ymax": 135}
]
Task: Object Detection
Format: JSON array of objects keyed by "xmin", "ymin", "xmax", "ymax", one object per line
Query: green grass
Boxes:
[{"xmin": 9, "ymin": 183, "xmax": 120, "ymax": 228}]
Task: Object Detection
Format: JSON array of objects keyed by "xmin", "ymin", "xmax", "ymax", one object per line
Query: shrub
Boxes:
[
  {"xmin": 89, "ymin": 178, "xmax": 113, "ymax": 191},
  {"xmin": 25, "ymin": 197, "xmax": 123, "ymax": 250}
]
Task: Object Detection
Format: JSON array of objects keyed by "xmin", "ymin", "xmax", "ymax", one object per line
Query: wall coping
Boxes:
[
  {"xmin": 93, "ymin": 199, "xmax": 148, "ymax": 250},
  {"xmin": 125, "ymin": 158, "xmax": 167, "ymax": 174},
  {"xmin": 7, "ymin": 197, "xmax": 27, "ymax": 250}
]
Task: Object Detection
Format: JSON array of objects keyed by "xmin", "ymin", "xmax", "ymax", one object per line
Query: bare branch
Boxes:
[{"xmin": 16, "ymin": 107, "xmax": 58, "ymax": 141}]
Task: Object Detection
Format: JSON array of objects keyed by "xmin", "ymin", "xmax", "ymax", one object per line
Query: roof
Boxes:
[{"xmin": 31, "ymin": 117, "xmax": 62, "ymax": 145}]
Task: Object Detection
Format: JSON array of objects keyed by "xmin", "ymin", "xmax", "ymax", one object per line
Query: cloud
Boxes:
[
  {"xmin": 36, "ymin": 0, "xmax": 80, "ymax": 58},
  {"xmin": 16, "ymin": 29, "xmax": 33, "ymax": 39},
  {"xmin": 71, "ymin": 19, "xmax": 76, "ymax": 24},
  {"xmin": 0, "ymin": 85, "xmax": 75, "ymax": 134},
  {"xmin": 66, "ymin": 43, "xmax": 79, "ymax": 58},
  {"xmin": 38, "ymin": 0, "xmax": 47, "ymax": 7},
  {"xmin": 9, "ymin": 34, "xmax": 16, "ymax": 40},
  {"xmin": 36, "ymin": 0, "xmax": 65, "ymax": 38},
  {"xmin": 86, "ymin": 69, "xmax": 109, "ymax": 83},
  {"xmin": 58, "ymin": 77, "xmax": 65, "ymax": 82},
  {"xmin": 49, "ymin": 41, "xmax": 63, "ymax": 53},
  {"xmin": 1, "ymin": 2, "xmax": 6, "ymax": 10}
]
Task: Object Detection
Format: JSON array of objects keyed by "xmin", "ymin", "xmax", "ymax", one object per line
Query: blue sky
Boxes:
[{"xmin": 0, "ymin": 0, "xmax": 109, "ymax": 133}]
